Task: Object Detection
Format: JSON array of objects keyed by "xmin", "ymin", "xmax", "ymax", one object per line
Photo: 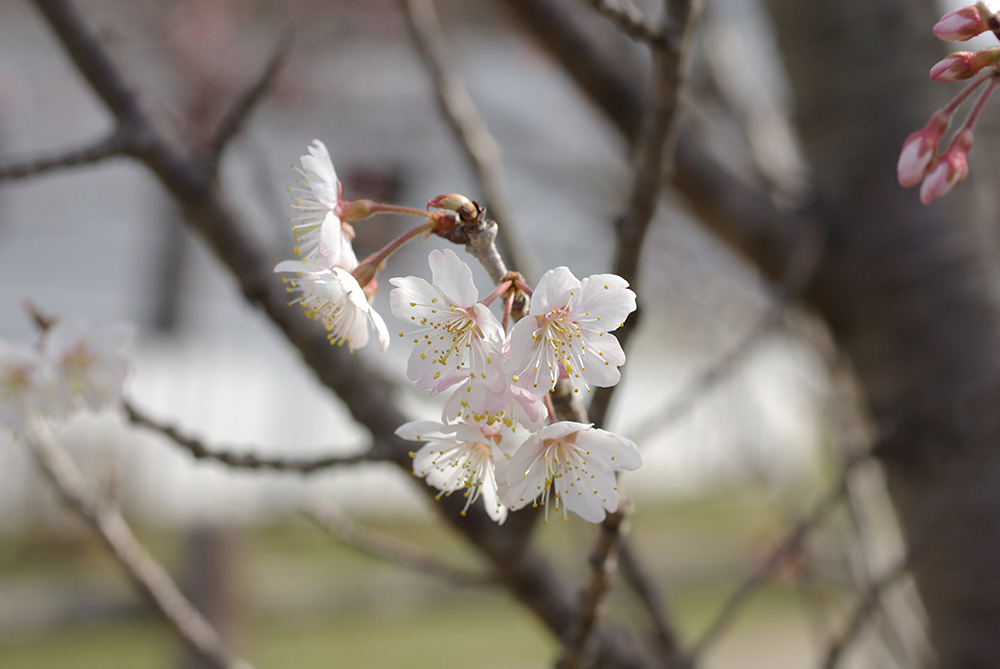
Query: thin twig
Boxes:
[
  {"xmin": 687, "ymin": 456, "xmax": 867, "ymax": 662},
  {"xmin": 302, "ymin": 503, "xmax": 495, "ymax": 587},
  {"xmin": 618, "ymin": 541, "xmax": 686, "ymax": 667},
  {"xmin": 0, "ymin": 132, "xmax": 127, "ymax": 181},
  {"xmin": 559, "ymin": 3, "xmax": 703, "ymax": 665},
  {"xmin": 839, "ymin": 469, "xmax": 913, "ymax": 667},
  {"xmin": 29, "ymin": 3, "xmax": 654, "ymax": 664},
  {"xmin": 821, "ymin": 559, "xmax": 909, "ymax": 669},
  {"xmin": 24, "ymin": 419, "xmax": 251, "ymax": 669},
  {"xmin": 629, "ymin": 194, "xmax": 826, "ymax": 445},
  {"xmin": 587, "ymin": 0, "xmax": 703, "ymax": 429},
  {"xmin": 629, "ymin": 305, "xmax": 783, "ymax": 445},
  {"xmin": 583, "ymin": 0, "xmax": 664, "ymax": 44},
  {"xmin": 204, "ymin": 30, "xmax": 291, "ymax": 173},
  {"xmin": 125, "ymin": 400, "xmax": 387, "ymax": 473},
  {"xmin": 558, "ymin": 509, "xmax": 630, "ymax": 669},
  {"xmin": 402, "ymin": 0, "xmax": 541, "ymax": 283}
]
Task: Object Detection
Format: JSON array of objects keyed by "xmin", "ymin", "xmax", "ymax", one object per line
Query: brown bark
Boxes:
[
  {"xmin": 763, "ymin": 1, "xmax": 1000, "ymax": 665},
  {"xmin": 501, "ymin": 0, "xmax": 1000, "ymax": 665}
]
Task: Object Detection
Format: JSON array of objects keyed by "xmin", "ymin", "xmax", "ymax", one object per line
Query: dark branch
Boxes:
[
  {"xmin": 589, "ymin": 0, "xmax": 703, "ymax": 428},
  {"xmin": 205, "ymin": 30, "xmax": 291, "ymax": 173},
  {"xmin": 618, "ymin": 541, "xmax": 686, "ymax": 667},
  {"xmin": 26, "ymin": 420, "xmax": 250, "ymax": 669},
  {"xmin": 582, "ymin": 0, "xmax": 663, "ymax": 43},
  {"xmin": 125, "ymin": 401, "xmax": 388, "ymax": 473},
  {"xmin": 303, "ymin": 504, "xmax": 496, "ymax": 587},
  {"xmin": 558, "ymin": 509, "xmax": 630, "ymax": 669},
  {"xmin": 403, "ymin": 0, "xmax": 541, "ymax": 283},
  {"xmin": 821, "ymin": 559, "xmax": 909, "ymax": 669},
  {"xmin": 0, "ymin": 132, "xmax": 127, "ymax": 181},
  {"xmin": 29, "ymin": 3, "xmax": 654, "ymax": 665},
  {"xmin": 687, "ymin": 457, "xmax": 866, "ymax": 661}
]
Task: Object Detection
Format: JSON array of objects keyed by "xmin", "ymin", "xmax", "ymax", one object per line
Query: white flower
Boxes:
[
  {"xmin": 276, "ymin": 260, "xmax": 389, "ymax": 353},
  {"xmin": 507, "ymin": 267, "xmax": 635, "ymax": 395},
  {"xmin": 41, "ymin": 320, "xmax": 133, "ymax": 415},
  {"xmin": 389, "ymin": 249, "xmax": 506, "ymax": 394},
  {"xmin": 501, "ymin": 421, "xmax": 641, "ymax": 523},
  {"xmin": 0, "ymin": 320, "xmax": 133, "ymax": 432},
  {"xmin": 396, "ymin": 417, "xmax": 523, "ymax": 523},
  {"xmin": 442, "ymin": 367, "xmax": 547, "ymax": 432},
  {"xmin": 0, "ymin": 340, "xmax": 44, "ymax": 431},
  {"xmin": 287, "ymin": 139, "xmax": 357, "ymax": 270}
]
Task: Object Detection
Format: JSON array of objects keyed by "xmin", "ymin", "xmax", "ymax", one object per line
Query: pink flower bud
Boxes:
[
  {"xmin": 933, "ymin": 5, "xmax": 989, "ymax": 41},
  {"xmin": 930, "ymin": 48, "xmax": 1000, "ymax": 81},
  {"xmin": 898, "ymin": 112, "xmax": 950, "ymax": 188},
  {"xmin": 920, "ymin": 130, "xmax": 973, "ymax": 204}
]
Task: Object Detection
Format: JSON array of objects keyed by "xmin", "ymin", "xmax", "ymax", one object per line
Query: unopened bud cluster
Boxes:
[{"xmin": 898, "ymin": 3, "xmax": 1000, "ymax": 203}]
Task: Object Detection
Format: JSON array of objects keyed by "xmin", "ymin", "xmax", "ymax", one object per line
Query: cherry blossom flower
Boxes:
[
  {"xmin": 287, "ymin": 139, "xmax": 357, "ymax": 270},
  {"xmin": 0, "ymin": 340, "xmax": 44, "ymax": 430},
  {"xmin": 501, "ymin": 421, "xmax": 641, "ymax": 523},
  {"xmin": 40, "ymin": 320, "xmax": 133, "ymax": 416},
  {"xmin": 397, "ymin": 417, "xmax": 522, "ymax": 523},
  {"xmin": 276, "ymin": 260, "xmax": 389, "ymax": 353},
  {"xmin": 442, "ymin": 371, "xmax": 547, "ymax": 432},
  {"xmin": 389, "ymin": 249, "xmax": 506, "ymax": 394},
  {"xmin": 0, "ymin": 320, "xmax": 132, "ymax": 432},
  {"xmin": 506, "ymin": 267, "xmax": 636, "ymax": 395}
]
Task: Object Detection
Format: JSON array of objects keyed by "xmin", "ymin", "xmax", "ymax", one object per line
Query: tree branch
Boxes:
[
  {"xmin": 303, "ymin": 503, "xmax": 495, "ymax": 586},
  {"xmin": 204, "ymin": 30, "xmax": 291, "ymax": 173},
  {"xmin": 403, "ymin": 0, "xmax": 541, "ymax": 283},
  {"xmin": 618, "ymin": 540, "xmax": 686, "ymax": 667},
  {"xmin": 587, "ymin": 0, "xmax": 703, "ymax": 428},
  {"xmin": 29, "ymin": 3, "xmax": 654, "ymax": 665},
  {"xmin": 0, "ymin": 132, "xmax": 127, "ymax": 181},
  {"xmin": 582, "ymin": 0, "xmax": 663, "ymax": 44},
  {"xmin": 125, "ymin": 400, "xmax": 388, "ymax": 473},
  {"xmin": 687, "ymin": 456, "xmax": 867, "ymax": 662},
  {"xmin": 25, "ymin": 420, "xmax": 251, "ymax": 669},
  {"xmin": 821, "ymin": 559, "xmax": 909, "ymax": 669},
  {"xmin": 557, "ymin": 508, "xmax": 630, "ymax": 669},
  {"xmin": 498, "ymin": 0, "xmax": 807, "ymax": 283}
]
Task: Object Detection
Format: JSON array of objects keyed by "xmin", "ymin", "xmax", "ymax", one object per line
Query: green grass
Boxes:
[{"xmin": 0, "ymin": 487, "xmax": 855, "ymax": 668}]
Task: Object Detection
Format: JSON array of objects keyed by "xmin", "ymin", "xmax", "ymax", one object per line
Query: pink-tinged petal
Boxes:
[
  {"xmin": 368, "ymin": 303, "xmax": 391, "ymax": 353},
  {"xmin": 529, "ymin": 267, "xmax": 579, "ymax": 315},
  {"xmin": 315, "ymin": 211, "xmax": 357, "ymax": 270},
  {"xmin": 428, "ymin": 248, "xmax": 479, "ymax": 307},
  {"xmin": 395, "ymin": 419, "xmax": 453, "ymax": 442},
  {"xmin": 576, "ymin": 428, "xmax": 643, "ymax": 471},
  {"xmin": 300, "ymin": 139, "xmax": 339, "ymax": 205},
  {"xmin": 561, "ymin": 483, "xmax": 615, "ymax": 523},
  {"xmin": 274, "ymin": 259, "xmax": 323, "ymax": 274},
  {"xmin": 574, "ymin": 274, "xmax": 637, "ymax": 330},
  {"xmin": 507, "ymin": 317, "xmax": 558, "ymax": 394},
  {"xmin": 577, "ymin": 333, "xmax": 626, "ymax": 389}
]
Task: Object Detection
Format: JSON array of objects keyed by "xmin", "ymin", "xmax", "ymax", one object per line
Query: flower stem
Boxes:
[
  {"xmin": 958, "ymin": 70, "xmax": 1000, "ymax": 134},
  {"xmin": 358, "ymin": 221, "xmax": 435, "ymax": 272}
]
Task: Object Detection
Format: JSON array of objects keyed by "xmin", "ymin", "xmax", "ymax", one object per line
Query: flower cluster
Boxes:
[
  {"xmin": 275, "ymin": 140, "xmax": 389, "ymax": 353},
  {"xmin": 391, "ymin": 250, "xmax": 641, "ymax": 524},
  {"xmin": 898, "ymin": 2, "xmax": 1000, "ymax": 203},
  {"xmin": 275, "ymin": 141, "xmax": 643, "ymax": 524},
  {"xmin": 0, "ymin": 319, "xmax": 132, "ymax": 432}
]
